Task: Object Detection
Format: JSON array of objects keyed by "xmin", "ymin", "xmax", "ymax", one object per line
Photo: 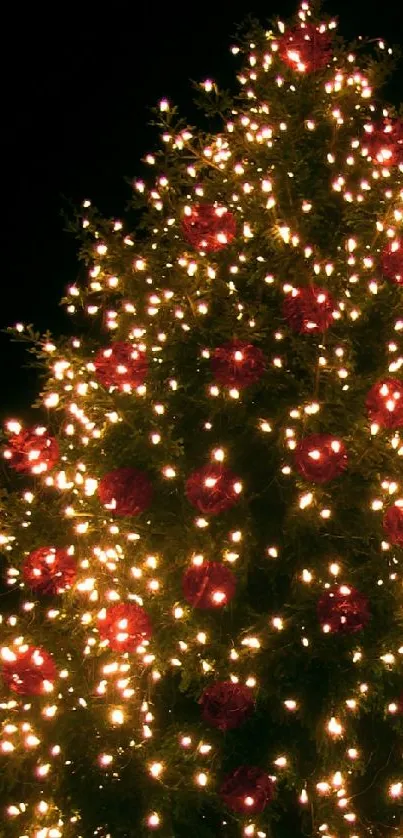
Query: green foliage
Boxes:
[{"xmin": 1, "ymin": 4, "xmax": 403, "ymax": 838}]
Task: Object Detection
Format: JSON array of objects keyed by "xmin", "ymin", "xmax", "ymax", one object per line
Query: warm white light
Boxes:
[
  {"xmin": 147, "ymin": 813, "xmax": 161, "ymax": 828},
  {"xmin": 390, "ymin": 782, "xmax": 402, "ymax": 798},
  {"xmin": 328, "ymin": 717, "xmax": 343, "ymax": 736}
]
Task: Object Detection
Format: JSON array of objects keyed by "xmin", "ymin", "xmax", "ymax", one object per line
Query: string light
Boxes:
[{"xmin": 0, "ymin": 3, "xmax": 402, "ymax": 837}]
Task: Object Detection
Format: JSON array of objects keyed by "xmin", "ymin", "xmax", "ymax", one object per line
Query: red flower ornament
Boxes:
[
  {"xmin": 23, "ymin": 546, "xmax": 77, "ymax": 595},
  {"xmin": 383, "ymin": 501, "xmax": 403, "ymax": 546},
  {"xmin": 278, "ymin": 23, "xmax": 332, "ymax": 73},
  {"xmin": 98, "ymin": 602, "xmax": 152, "ymax": 652},
  {"xmin": 182, "ymin": 203, "xmax": 236, "ymax": 252},
  {"xmin": 363, "ymin": 119, "xmax": 403, "ymax": 167},
  {"xmin": 1, "ymin": 646, "xmax": 57, "ymax": 695},
  {"xmin": 294, "ymin": 434, "xmax": 348, "ymax": 484},
  {"xmin": 381, "ymin": 239, "xmax": 403, "ymax": 285},
  {"xmin": 93, "ymin": 342, "xmax": 148, "ymax": 391},
  {"xmin": 186, "ymin": 464, "xmax": 242, "ymax": 515},
  {"xmin": 200, "ymin": 681, "xmax": 254, "ymax": 730},
  {"xmin": 283, "ymin": 286, "xmax": 337, "ymax": 334},
  {"xmin": 4, "ymin": 425, "xmax": 59, "ymax": 475},
  {"xmin": 318, "ymin": 585, "xmax": 370, "ymax": 634},
  {"xmin": 183, "ymin": 561, "xmax": 236, "ymax": 609},
  {"xmin": 366, "ymin": 379, "xmax": 403, "ymax": 429},
  {"xmin": 220, "ymin": 766, "xmax": 275, "ymax": 814},
  {"xmin": 98, "ymin": 468, "xmax": 152, "ymax": 517},
  {"xmin": 211, "ymin": 341, "xmax": 265, "ymax": 389}
]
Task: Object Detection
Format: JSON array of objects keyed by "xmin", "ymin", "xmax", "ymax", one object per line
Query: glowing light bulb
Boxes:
[
  {"xmin": 147, "ymin": 813, "xmax": 161, "ymax": 828},
  {"xmin": 328, "ymin": 717, "xmax": 343, "ymax": 737},
  {"xmin": 389, "ymin": 782, "xmax": 402, "ymax": 798}
]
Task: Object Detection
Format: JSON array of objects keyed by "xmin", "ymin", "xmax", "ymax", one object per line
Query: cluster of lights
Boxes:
[{"xmin": 1, "ymin": 2, "xmax": 403, "ymax": 837}]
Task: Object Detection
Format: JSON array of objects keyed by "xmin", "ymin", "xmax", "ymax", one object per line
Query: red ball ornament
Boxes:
[
  {"xmin": 182, "ymin": 203, "xmax": 236, "ymax": 252},
  {"xmin": 211, "ymin": 341, "xmax": 265, "ymax": 389},
  {"xmin": 1, "ymin": 646, "xmax": 57, "ymax": 695},
  {"xmin": 186, "ymin": 464, "xmax": 242, "ymax": 515},
  {"xmin": 220, "ymin": 766, "xmax": 274, "ymax": 814},
  {"xmin": 278, "ymin": 23, "xmax": 332, "ymax": 72},
  {"xmin": 98, "ymin": 602, "xmax": 152, "ymax": 652},
  {"xmin": 318, "ymin": 585, "xmax": 370, "ymax": 634},
  {"xmin": 381, "ymin": 239, "xmax": 403, "ymax": 285},
  {"xmin": 200, "ymin": 681, "xmax": 254, "ymax": 730},
  {"xmin": 383, "ymin": 501, "xmax": 403, "ymax": 546},
  {"xmin": 294, "ymin": 434, "xmax": 348, "ymax": 484},
  {"xmin": 98, "ymin": 467, "xmax": 152, "ymax": 517},
  {"xmin": 183, "ymin": 561, "xmax": 236, "ymax": 609},
  {"xmin": 366, "ymin": 379, "xmax": 403, "ymax": 429},
  {"xmin": 283, "ymin": 286, "xmax": 337, "ymax": 334},
  {"xmin": 4, "ymin": 426, "xmax": 59, "ymax": 475},
  {"xmin": 93, "ymin": 342, "xmax": 148, "ymax": 392},
  {"xmin": 363, "ymin": 119, "xmax": 403, "ymax": 167},
  {"xmin": 23, "ymin": 547, "xmax": 77, "ymax": 595}
]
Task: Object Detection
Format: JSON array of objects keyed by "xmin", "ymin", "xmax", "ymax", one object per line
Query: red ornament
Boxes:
[
  {"xmin": 200, "ymin": 681, "xmax": 254, "ymax": 730},
  {"xmin": 363, "ymin": 119, "xmax": 403, "ymax": 167},
  {"xmin": 1, "ymin": 646, "xmax": 57, "ymax": 695},
  {"xmin": 220, "ymin": 766, "xmax": 274, "ymax": 814},
  {"xmin": 318, "ymin": 585, "xmax": 370, "ymax": 634},
  {"xmin": 294, "ymin": 434, "xmax": 347, "ymax": 484},
  {"xmin": 186, "ymin": 464, "xmax": 242, "ymax": 515},
  {"xmin": 283, "ymin": 286, "xmax": 337, "ymax": 334},
  {"xmin": 182, "ymin": 204, "xmax": 236, "ymax": 252},
  {"xmin": 366, "ymin": 379, "xmax": 403, "ymax": 429},
  {"xmin": 383, "ymin": 501, "xmax": 403, "ymax": 546},
  {"xmin": 98, "ymin": 467, "xmax": 152, "ymax": 516},
  {"xmin": 23, "ymin": 547, "xmax": 77, "ymax": 595},
  {"xmin": 278, "ymin": 23, "xmax": 332, "ymax": 72},
  {"xmin": 211, "ymin": 341, "xmax": 265, "ymax": 389},
  {"xmin": 183, "ymin": 561, "xmax": 236, "ymax": 609},
  {"xmin": 4, "ymin": 426, "xmax": 59, "ymax": 475},
  {"xmin": 98, "ymin": 602, "xmax": 152, "ymax": 652},
  {"xmin": 381, "ymin": 239, "xmax": 403, "ymax": 285},
  {"xmin": 93, "ymin": 342, "xmax": 148, "ymax": 392}
]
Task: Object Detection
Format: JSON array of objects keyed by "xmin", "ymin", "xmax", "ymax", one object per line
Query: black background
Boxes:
[{"xmin": 2, "ymin": 0, "xmax": 402, "ymax": 412}]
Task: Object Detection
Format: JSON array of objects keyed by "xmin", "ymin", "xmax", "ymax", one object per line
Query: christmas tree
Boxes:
[{"xmin": 1, "ymin": 3, "xmax": 402, "ymax": 837}]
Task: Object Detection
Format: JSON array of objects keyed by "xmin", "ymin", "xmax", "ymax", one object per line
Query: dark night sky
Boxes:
[{"xmin": 2, "ymin": 0, "xmax": 403, "ymax": 414}]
